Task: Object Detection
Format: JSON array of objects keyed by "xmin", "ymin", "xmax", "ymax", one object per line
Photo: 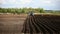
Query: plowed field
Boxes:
[{"xmin": 22, "ymin": 15, "xmax": 60, "ymax": 34}]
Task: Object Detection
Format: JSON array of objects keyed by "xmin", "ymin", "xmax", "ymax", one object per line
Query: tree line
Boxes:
[
  {"xmin": 0, "ymin": 8, "xmax": 45, "ymax": 14},
  {"xmin": 0, "ymin": 8, "xmax": 60, "ymax": 14}
]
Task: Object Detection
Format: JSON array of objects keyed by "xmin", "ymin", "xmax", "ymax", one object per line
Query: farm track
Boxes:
[{"xmin": 22, "ymin": 15, "xmax": 60, "ymax": 34}]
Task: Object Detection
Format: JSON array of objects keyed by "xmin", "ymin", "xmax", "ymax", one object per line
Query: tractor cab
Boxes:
[{"xmin": 28, "ymin": 11, "xmax": 34, "ymax": 16}]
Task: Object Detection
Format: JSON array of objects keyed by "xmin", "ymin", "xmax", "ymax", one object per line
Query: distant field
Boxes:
[{"xmin": 34, "ymin": 13, "xmax": 60, "ymax": 16}]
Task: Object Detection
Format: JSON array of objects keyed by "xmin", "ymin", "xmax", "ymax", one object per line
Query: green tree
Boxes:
[{"xmin": 39, "ymin": 8, "xmax": 45, "ymax": 13}]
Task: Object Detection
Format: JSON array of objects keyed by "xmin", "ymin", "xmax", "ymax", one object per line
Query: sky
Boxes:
[{"xmin": 0, "ymin": 0, "xmax": 60, "ymax": 10}]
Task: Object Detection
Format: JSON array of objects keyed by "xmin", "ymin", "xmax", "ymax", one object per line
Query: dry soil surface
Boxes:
[{"xmin": 0, "ymin": 14, "xmax": 27, "ymax": 34}]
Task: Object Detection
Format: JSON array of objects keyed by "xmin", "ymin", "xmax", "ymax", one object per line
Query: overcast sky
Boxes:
[{"xmin": 0, "ymin": 0, "xmax": 60, "ymax": 10}]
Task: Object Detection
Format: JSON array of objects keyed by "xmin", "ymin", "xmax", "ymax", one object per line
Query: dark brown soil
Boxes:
[{"xmin": 22, "ymin": 15, "xmax": 60, "ymax": 34}]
